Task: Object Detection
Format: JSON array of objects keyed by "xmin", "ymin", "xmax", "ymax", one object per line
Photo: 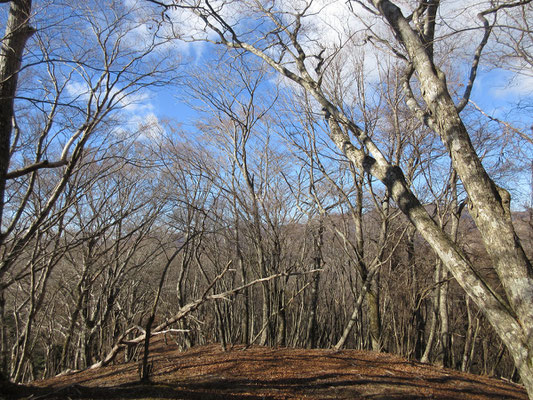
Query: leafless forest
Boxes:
[{"xmin": 1, "ymin": 0, "xmax": 533, "ymax": 396}]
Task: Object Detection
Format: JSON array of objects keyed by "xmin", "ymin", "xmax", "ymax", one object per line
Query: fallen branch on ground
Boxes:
[{"xmin": 86, "ymin": 269, "xmax": 321, "ymax": 370}]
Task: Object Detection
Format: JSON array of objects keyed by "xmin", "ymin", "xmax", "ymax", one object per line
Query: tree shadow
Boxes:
[
  {"xmin": 19, "ymin": 345, "xmax": 527, "ymax": 400},
  {"xmin": 16, "ymin": 371, "xmax": 526, "ymax": 400}
]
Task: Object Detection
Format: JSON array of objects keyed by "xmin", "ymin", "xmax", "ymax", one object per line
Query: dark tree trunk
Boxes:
[{"xmin": 0, "ymin": 0, "xmax": 34, "ymax": 243}]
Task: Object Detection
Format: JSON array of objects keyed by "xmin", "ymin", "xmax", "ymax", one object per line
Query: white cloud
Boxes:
[
  {"xmin": 65, "ymin": 81, "xmax": 91, "ymax": 102},
  {"xmin": 133, "ymin": 112, "xmax": 166, "ymax": 141},
  {"xmin": 119, "ymin": 90, "xmax": 155, "ymax": 114},
  {"xmin": 66, "ymin": 76, "xmax": 160, "ymax": 141},
  {"xmin": 491, "ymin": 71, "xmax": 533, "ymax": 99}
]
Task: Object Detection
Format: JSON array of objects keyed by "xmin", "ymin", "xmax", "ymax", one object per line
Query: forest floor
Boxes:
[{"xmin": 3, "ymin": 337, "xmax": 528, "ymax": 399}]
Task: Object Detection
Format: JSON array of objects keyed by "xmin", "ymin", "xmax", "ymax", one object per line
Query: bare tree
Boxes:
[
  {"xmin": 0, "ymin": 0, "xmax": 177, "ymax": 380},
  {"xmin": 180, "ymin": 55, "xmax": 300, "ymax": 347},
  {"xmin": 146, "ymin": 0, "xmax": 533, "ymax": 394}
]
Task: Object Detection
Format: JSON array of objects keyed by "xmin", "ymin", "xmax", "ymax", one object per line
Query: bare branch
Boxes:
[
  {"xmin": 88, "ymin": 269, "xmax": 320, "ymax": 370},
  {"xmin": 5, "ymin": 159, "xmax": 67, "ymax": 179},
  {"xmin": 480, "ymin": 0, "xmax": 532, "ymax": 16},
  {"xmin": 469, "ymin": 99, "xmax": 533, "ymax": 146},
  {"xmin": 456, "ymin": 12, "xmax": 494, "ymax": 112}
]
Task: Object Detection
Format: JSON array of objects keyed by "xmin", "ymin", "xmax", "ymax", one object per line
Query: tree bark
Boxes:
[
  {"xmin": 372, "ymin": 1, "xmax": 533, "ymax": 393},
  {"xmin": 421, "ymin": 260, "xmax": 440, "ymax": 363},
  {"xmin": 0, "ymin": 0, "xmax": 34, "ymax": 242},
  {"xmin": 305, "ymin": 221, "xmax": 323, "ymax": 348},
  {"xmin": 0, "ymin": 291, "xmax": 7, "ymax": 380},
  {"xmin": 132, "ymin": 0, "xmax": 533, "ymax": 393}
]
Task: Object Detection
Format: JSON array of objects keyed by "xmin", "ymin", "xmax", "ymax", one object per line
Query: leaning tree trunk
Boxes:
[
  {"xmin": 368, "ymin": 2, "xmax": 533, "ymax": 394},
  {"xmin": 147, "ymin": 0, "xmax": 533, "ymax": 394},
  {"xmin": 326, "ymin": 103, "xmax": 533, "ymax": 396}
]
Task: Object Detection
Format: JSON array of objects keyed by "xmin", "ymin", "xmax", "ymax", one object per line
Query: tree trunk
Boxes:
[
  {"xmin": 0, "ymin": 0, "xmax": 34, "ymax": 244},
  {"xmin": 276, "ymin": 290, "xmax": 286, "ymax": 347},
  {"xmin": 0, "ymin": 291, "xmax": 7, "ymax": 380},
  {"xmin": 325, "ymin": 114, "xmax": 533, "ymax": 392},
  {"xmin": 60, "ymin": 282, "xmax": 86, "ymax": 370},
  {"xmin": 214, "ymin": 302, "xmax": 227, "ymax": 351},
  {"xmin": 140, "ymin": 315, "xmax": 154, "ymax": 382},
  {"xmin": 438, "ymin": 268, "xmax": 451, "ymax": 367},
  {"xmin": 334, "ymin": 264, "xmax": 381, "ymax": 350},
  {"xmin": 305, "ymin": 222, "xmax": 323, "ymax": 348},
  {"xmin": 421, "ymin": 260, "xmax": 440, "ymax": 363},
  {"xmin": 372, "ymin": 1, "xmax": 533, "ymax": 391},
  {"xmin": 238, "ymin": 257, "xmax": 250, "ymax": 345},
  {"xmin": 259, "ymin": 286, "xmax": 271, "ymax": 346},
  {"xmin": 305, "ymin": 270, "xmax": 320, "ymax": 348},
  {"xmin": 174, "ymin": 0, "xmax": 533, "ymax": 392},
  {"xmin": 367, "ymin": 282, "xmax": 382, "ymax": 352}
]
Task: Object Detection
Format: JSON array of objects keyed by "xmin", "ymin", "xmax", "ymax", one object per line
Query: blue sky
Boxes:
[
  {"xmin": 143, "ymin": 55, "xmax": 533, "ymax": 209},
  {"xmin": 111, "ymin": 0, "xmax": 533, "ymax": 209},
  {"xmin": 472, "ymin": 69, "xmax": 533, "ymax": 124}
]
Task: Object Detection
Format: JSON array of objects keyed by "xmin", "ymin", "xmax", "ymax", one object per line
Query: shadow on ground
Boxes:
[{"xmin": 14, "ymin": 341, "xmax": 527, "ymax": 400}]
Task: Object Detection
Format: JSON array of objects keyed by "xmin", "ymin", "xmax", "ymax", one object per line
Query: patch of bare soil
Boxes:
[{"xmin": 14, "ymin": 338, "xmax": 527, "ymax": 399}]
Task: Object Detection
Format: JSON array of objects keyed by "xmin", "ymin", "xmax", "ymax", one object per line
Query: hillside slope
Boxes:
[{"xmin": 13, "ymin": 339, "xmax": 528, "ymax": 399}]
